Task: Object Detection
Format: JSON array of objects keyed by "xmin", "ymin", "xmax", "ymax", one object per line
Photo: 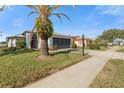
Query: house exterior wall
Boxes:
[
  {"xmin": 7, "ymin": 32, "xmax": 72, "ymax": 49},
  {"xmin": 8, "ymin": 38, "xmax": 16, "ymax": 47},
  {"xmin": 26, "ymin": 32, "xmax": 32, "ymax": 48},
  {"xmin": 38, "ymin": 37, "xmax": 41, "ymax": 49},
  {"xmin": 8, "ymin": 39, "xmax": 12, "ymax": 47},
  {"xmin": 37, "ymin": 37, "xmax": 71, "ymax": 49},
  {"xmin": 74, "ymin": 38, "xmax": 92, "ymax": 47},
  {"xmin": 8, "ymin": 38, "xmax": 25, "ymax": 47},
  {"xmin": 75, "ymin": 40, "xmax": 87, "ymax": 47},
  {"xmin": 48, "ymin": 37, "xmax": 53, "ymax": 48},
  {"xmin": 12, "ymin": 39, "xmax": 16, "ymax": 47}
]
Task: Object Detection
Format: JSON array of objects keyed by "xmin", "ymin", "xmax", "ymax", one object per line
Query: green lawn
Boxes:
[
  {"xmin": 116, "ymin": 47, "xmax": 124, "ymax": 52},
  {"xmin": 0, "ymin": 49, "xmax": 2, "ymax": 52},
  {"xmin": 90, "ymin": 59, "xmax": 124, "ymax": 88},
  {"xmin": 77, "ymin": 47, "xmax": 109, "ymax": 52},
  {"xmin": 0, "ymin": 49, "xmax": 90, "ymax": 88},
  {"xmin": 99, "ymin": 46, "xmax": 109, "ymax": 51},
  {"xmin": 88, "ymin": 47, "xmax": 109, "ymax": 51}
]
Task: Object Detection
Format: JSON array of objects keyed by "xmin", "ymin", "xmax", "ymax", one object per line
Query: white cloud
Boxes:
[
  {"xmin": 95, "ymin": 6, "xmax": 124, "ymax": 16},
  {"xmin": 12, "ymin": 19, "xmax": 24, "ymax": 26}
]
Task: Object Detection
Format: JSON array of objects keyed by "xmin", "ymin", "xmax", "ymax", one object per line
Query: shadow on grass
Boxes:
[
  {"xmin": 0, "ymin": 48, "xmax": 83, "ymax": 57},
  {"xmin": 49, "ymin": 48, "xmax": 89, "ymax": 56},
  {"xmin": 49, "ymin": 50, "xmax": 71, "ymax": 56},
  {"xmin": 0, "ymin": 49, "xmax": 35, "ymax": 56}
]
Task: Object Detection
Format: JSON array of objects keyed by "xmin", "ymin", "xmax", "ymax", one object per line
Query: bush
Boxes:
[
  {"xmin": 2, "ymin": 47, "xmax": 17, "ymax": 52},
  {"xmin": 16, "ymin": 41, "xmax": 26, "ymax": 49},
  {"xmin": 88, "ymin": 43, "xmax": 100, "ymax": 50},
  {"xmin": 100, "ymin": 42, "xmax": 108, "ymax": 47},
  {"xmin": 1, "ymin": 48, "xmax": 8, "ymax": 52},
  {"xmin": 72, "ymin": 43, "xmax": 77, "ymax": 48}
]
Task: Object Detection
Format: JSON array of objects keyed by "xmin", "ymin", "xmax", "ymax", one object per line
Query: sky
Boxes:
[{"xmin": 0, "ymin": 5, "xmax": 124, "ymax": 41}]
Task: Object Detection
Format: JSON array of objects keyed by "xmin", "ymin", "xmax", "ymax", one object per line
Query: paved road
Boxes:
[{"xmin": 26, "ymin": 47, "xmax": 124, "ymax": 88}]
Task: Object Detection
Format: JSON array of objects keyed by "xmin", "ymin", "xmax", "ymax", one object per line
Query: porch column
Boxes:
[
  {"xmin": 26, "ymin": 32, "xmax": 31, "ymax": 48},
  {"xmin": 48, "ymin": 37, "xmax": 53, "ymax": 49},
  {"xmin": 38, "ymin": 37, "xmax": 41, "ymax": 49}
]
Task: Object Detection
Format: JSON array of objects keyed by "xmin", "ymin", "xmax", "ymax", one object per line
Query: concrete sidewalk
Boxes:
[{"xmin": 26, "ymin": 48, "xmax": 124, "ymax": 88}]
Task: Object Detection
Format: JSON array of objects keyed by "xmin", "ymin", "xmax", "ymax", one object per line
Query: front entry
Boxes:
[{"xmin": 31, "ymin": 33, "xmax": 38, "ymax": 49}]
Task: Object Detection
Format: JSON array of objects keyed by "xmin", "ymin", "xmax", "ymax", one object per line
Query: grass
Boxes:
[
  {"xmin": 0, "ymin": 49, "xmax": 2, "ymax": 52},
  {"xmin": 116, "ymin": 47, "xmax": 124, "ymax": 52},
  {"xmin": 90, "ymin": 59, "xmax": 124, "ymax": 88},
  {"xmin": 88, "ymin": 46, "xmax": 109, "ymax": 51},
  {"xmin": 0, "ymin": 49, "xmax": 90, "ymax": 88},
  {"xmin": 99, "ymin": 46, "xmax": 109, "ymax": 51}
]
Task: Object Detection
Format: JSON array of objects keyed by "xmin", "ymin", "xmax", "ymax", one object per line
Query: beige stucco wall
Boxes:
[
  {"xmin": 26, "ymin": 33, "xmax": 32, "ymax": 48},
  {"xmin": 8, "ymin": 39, "xmax": 12, "ymax": 47},
  {"xmin": 74, "ymin": 39, "xmax": 90, "ymax": 47},
  {"xmin": 38, "ymin": 37, "xmax": 53, "ymax": 49},
  {"xmin": 37, "ymin": 36, "xmax": 72, "ymax": 49},
  {"xmin": 8, "ymin": 38, "xmax": 25, "ymax": 47},
  {"xmin": 8, "ymin": 38, "xmax": 16, "ymax": 47}
]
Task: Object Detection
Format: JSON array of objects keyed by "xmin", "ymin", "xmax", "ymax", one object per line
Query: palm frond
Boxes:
[
  {"xmin": 50, "ymin": 13, "xmax": 70, "ymax": 22},
  {"xmin": 27, "ymin": 11, "xmax": 39, "ymax": 17},
  {"xmin": 25, "ymin": 5, "xmax": 40, "ymax": 13},
  {"xmin": 48, "ymin": 5, "xmax": 61, "ymax": 13},
  {"xmin": 50, "ymin": 13, "xmax": 63, "ymax": 23},
  {"xmin": 57, "ymin": 13, "xmax": 70, "ymax": 21}
]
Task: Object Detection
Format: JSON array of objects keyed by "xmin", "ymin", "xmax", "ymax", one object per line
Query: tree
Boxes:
[
  {"xmin": 26, "ymin": 5, "xmax": 70, "ymax": 56},
  {"xmin": 98, "ymin": 29, "xmax": 124, "ymax": 43}
]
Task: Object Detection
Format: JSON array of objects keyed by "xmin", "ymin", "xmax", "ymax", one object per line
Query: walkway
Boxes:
[{"xmin": 26, "ymin": 47, "xmax": 124, "ymax": 88}]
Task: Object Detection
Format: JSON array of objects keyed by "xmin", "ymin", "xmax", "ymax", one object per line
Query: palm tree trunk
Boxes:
[{"xmin": 40, "ymin": 38, "xmax": 49, "ymax": 56}]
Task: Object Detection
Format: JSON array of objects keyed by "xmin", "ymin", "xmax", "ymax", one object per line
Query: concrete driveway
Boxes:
[{"xmin": 26, "ymin": 47, "xmax": 124, "ymax": 88}]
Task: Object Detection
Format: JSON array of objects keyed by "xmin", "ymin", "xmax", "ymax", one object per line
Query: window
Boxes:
[{"xmin": 53, "ymin": 37, "xmax": 70, "ymax": 49}]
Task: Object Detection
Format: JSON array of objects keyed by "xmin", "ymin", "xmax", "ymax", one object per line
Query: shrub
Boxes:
[
  {"xmin": 9, "ymin": 47, "xmax": 17, "ymax": 51},
  {"xmin": 2, "ymin": 47, "xmax": 17, "ymax": 52},
  {"xmin": 88, "ymin": 43, "xmax": 100, "ymax": 50},
  {"xmin": 16, "ymin": 41, "xmax": 26, "ymax": 49},
  {"xmin": 72, "ymin": 43, "xmax": 77, "ymax": 48},
  {"xmin": 100, "ymin": 42, "xmax": 108, "ymax": 47},
  {"xmin": 1, "ymin": 48, "xmax": 8, "ymax": 52}
]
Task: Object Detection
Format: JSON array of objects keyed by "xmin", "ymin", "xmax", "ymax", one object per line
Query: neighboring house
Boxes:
[
  {"xmin": 72, "ymin": 36, "xmax": 93, "ymax": 47},
  {"xmin": 7, "ymin": 31, "xmax": 73, "ymax": 49},
  {"xmin": 7, "ymin": 34, "xmax": 26, "ymax": 47},
  {"xmin": 112, "ymin": 38, "xmax": 124, "ymax": 46}
]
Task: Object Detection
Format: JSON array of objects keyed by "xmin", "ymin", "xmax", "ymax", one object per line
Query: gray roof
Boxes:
[
  {"xmin": 7, "ymin": 31, "xmax": 71, "ymax": 39},
  {"xmin": 52, "ymin": 32, "xmax": 71, "ymax": 38},
  {"xmin": 7, "ymin": 34, "xmax": 25, "ymax": 38}
]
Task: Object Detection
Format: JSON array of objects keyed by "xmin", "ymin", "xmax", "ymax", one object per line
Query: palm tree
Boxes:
[{"xmin": 26, "ymin": 5, "xmax": 70, "ymax": 56}]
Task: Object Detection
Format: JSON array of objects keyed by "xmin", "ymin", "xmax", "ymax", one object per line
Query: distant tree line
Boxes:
[{"xmin": 98, "ymin": 29, "xmax": 124, "ymax": 43}]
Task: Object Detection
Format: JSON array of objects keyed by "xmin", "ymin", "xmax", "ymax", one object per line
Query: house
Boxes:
[
  {"xmin": 112, "ymin": 38, "xmax": 124, "ymax": 46},
  {"xmin": 7, "ymin": 34, "xmax": 26, "ymax": 47},
  {"xmin": 72, "ymin": 36, "xmax": 93, "ymax": 47},
  {"xmin": 7, "ymin": 31, "xmax": 73, "ymax": 50}
]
